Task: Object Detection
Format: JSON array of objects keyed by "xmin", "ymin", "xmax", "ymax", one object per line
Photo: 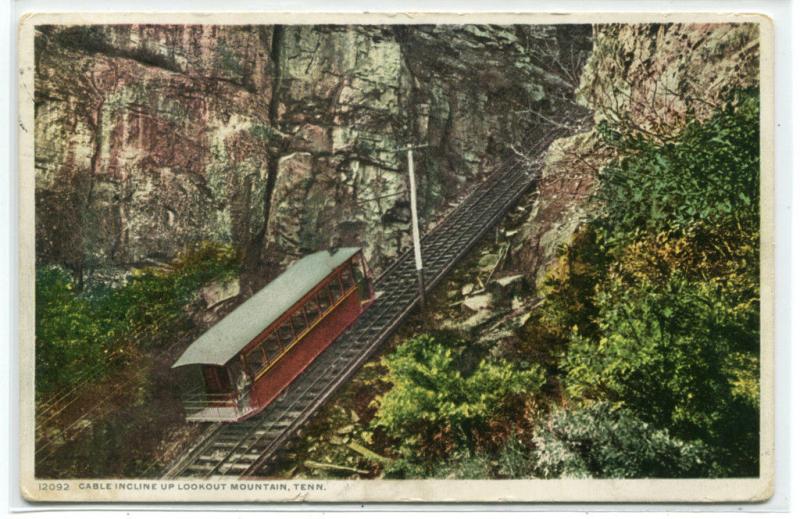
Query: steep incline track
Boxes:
[{"xmin": 164, "ymin": 155, "xmax": 540, "ymax": 479}]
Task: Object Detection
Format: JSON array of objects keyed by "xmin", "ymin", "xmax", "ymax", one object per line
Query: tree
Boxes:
[
  {"xmin": 35, "ymin": 242, "xmax": 238, "ymax": 395},
  {"xmin": 561, "ymin": 268, "xmax": 759, "ymax": 477}
]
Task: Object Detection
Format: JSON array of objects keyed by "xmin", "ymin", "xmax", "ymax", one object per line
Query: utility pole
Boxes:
[{"xmin": 395, "ymin": 144, "xmax": 430, "ymax": 310}]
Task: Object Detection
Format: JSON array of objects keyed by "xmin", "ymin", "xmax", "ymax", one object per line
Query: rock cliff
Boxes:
[
  {"xmin": 515, "ymin": 22, "xmax": 760, "ymax": 281},
  {"xmin": 34, "ymin": 24, "xmax": 591, "ymax": 290}
]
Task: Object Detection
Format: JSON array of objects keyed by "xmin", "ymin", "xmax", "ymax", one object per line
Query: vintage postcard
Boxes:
[{"xmin": 17, "ymin": 11, "xmax": 774, "ymax": 503}]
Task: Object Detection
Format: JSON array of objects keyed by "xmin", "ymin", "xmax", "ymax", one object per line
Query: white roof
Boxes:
[{"xmin": 172, "ymin": 247, "xmax": 360, "ymax": 368}]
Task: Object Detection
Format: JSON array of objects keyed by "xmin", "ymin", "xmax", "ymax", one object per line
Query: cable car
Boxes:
[{"xmin": 172, "ymin": 247, "xmax": 374, "ymax": 422}]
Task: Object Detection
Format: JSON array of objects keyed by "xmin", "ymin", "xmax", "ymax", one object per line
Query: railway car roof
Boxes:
[{"xmin": 172, "ymin": 247, "xmax": 361, "ymax": 368}]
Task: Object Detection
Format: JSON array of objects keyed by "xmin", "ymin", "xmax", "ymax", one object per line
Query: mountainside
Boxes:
[
  {"xmin": 514, "ymin": 22, "xmax": 760, "ymax": 280},
  {"xmin": 32, "ymin": 21, "xmax": 763, "ymax": 481},
  {"xmin": 266, "ymin": 21, "xmax": 763, "ymax": 480},
  {"xmin": 34, "ymin": 24, "xmax": 591, "ymax": 291}
]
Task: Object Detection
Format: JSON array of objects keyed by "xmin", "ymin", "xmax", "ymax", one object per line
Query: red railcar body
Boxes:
[
  {"xmin": 172, "ymin": 248, "xmax": 373, "ymax": 422},
  {"xmin": 242, "ymin": 263, "xmax": 365, "ymax": 412}
]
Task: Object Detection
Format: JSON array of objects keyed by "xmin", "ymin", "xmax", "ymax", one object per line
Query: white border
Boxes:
[{"xmin": 4, "ymin": 0, "xmax": 795, "ymax": 515}]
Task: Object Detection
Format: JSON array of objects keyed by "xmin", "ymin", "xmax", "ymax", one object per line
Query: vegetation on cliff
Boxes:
[
  {"xmin": 371, "ymin": 334, "xmax": 545, "ymax": 477},
  {"xmin": 553, "ymin": 89, "xmax": 760, "ymax": 477}
]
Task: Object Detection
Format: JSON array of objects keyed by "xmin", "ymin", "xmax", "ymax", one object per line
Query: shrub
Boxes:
[
  {"xmin": 371, "ymin": 334, "xmax": 545, "ymax": 472},
  {"xmin": 530, "ymin": 403, "xmax": 710, "ymax": 478},
  {"xmin": 35, "ymin": 242, "xmax": 239, "ymax": 395},
  {"xmin": 561, "ymin": 270, "xmax": 759, "ymax": 476},
  {"xmin": 595, "ymin": 88, "xmax": 759, "ymax": 244}
]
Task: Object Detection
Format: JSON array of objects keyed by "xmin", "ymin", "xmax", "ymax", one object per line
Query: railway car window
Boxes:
[
  {"xmin": 263, "ymin": 334, "xmax": 282, "ymax": 361},
  {"xmin": 317, "ymin": 289, "xmax": 331, "ymax": 312},
  {"xmin": 246, "ymin": 347, "xmax": 265, "ymax": 376},
  {"xmin": 329, "ymin": 276, "xmax": 344, "ymax": 301},
  {"xmin": 277, "ymin": 321, "xmax": 294, "ymax": 345},
  {"xmin": 341, "ymin": 266, "xmax": 354, "ymax": 290},
  {"xmin": 304, "ymin": 299, "xmax": 321, "ymax": 323},
  {"xmin": 291, "ymin": 311, "xmax": 307, "ymax": 336}
]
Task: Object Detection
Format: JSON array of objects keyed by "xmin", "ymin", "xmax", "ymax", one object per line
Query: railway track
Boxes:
[{"xmin": 163, "ymin": 152, "xmax": 544, "ymax": 479}]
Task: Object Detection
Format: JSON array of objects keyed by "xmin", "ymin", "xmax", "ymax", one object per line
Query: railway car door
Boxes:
[{"xmin": 202, "ymin": 366, "xmax": 232, "ymax": 403}]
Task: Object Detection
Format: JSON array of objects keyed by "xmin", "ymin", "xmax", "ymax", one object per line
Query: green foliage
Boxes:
[
  {"xmin": 382, "ymin": 448, "xmax": 497, "ymax": 480},
  {"xmin": 561, "ymin": 272, "xmax": 758, "ymax": 476},
  {"xmin": 35, "ymin": 242, "xmax": 239, "ymax": 395},
  {"xmin": 371, "ymin": 334, "xmax": 545, "ymax": 474},
  {"xmin": 595, "ymin": 89, "xmax": 759, "ymax": 243},
  {"xmin": 520, "ymin": 89, "xmax": 761, "ymax": 477},
  {"xmin": 35, "ymin": 266, "xmax": 109, "ymax": 396},
  {"xmin": 519, "ymin": 225, "xmax": 611, "ymax": 368},
  {"xmin": 385, "ymin": 402, "xmax": 709, "ymax": 480},
  {"xmin": 380, "ymin": 434, "xmax": 543, "ymax": 480},
  {"xmin": 529, "ymin": 403, "xmax": 710, "ymax": 478}
]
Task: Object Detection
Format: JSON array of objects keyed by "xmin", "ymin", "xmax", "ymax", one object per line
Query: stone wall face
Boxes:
[
  {"xmin": 514, "ymin": 23, "xmax": 760, "ymax": 282},
  {"xmin": 35, "ymin": 25, "xmax": 273, "ymax": 281},
  {"xmin": 35, "ymin": 24, "xmax": 587, "ymax": 285}
]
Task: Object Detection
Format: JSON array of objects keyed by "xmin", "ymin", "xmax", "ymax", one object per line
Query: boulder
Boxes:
[
  {"xmin": 487, "ymin": 274, "xmax": 528, "ymax": 302},
  {"xmin": 460, "ymin": 309, "xmax": 495, "ymax": 330},
  {"xmin": 492, "ymin": 274, "xmax": 524, "ymax": 288},
  {"xmin": 199, "ymin": 278, "xmax": 241, "ymax": 309},
  {"xmin": 463, "ymin": 293, "xmax": 493, "ymax": 312},
  {"xmin": 478, "ymin": 254, "xmax": 499, "ymax": 272}
]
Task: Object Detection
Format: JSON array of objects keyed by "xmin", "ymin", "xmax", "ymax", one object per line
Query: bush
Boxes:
[
  {"xmin": 382, "ymin": 448, "xmax": 497, "ymax": 480},
  {"xmin": 371, "ymin": 334, "xmax": 545, "ymax": 473},
  {"xmin": 517, "ymin": 224, "xmax": 611, "ymax": 369},
  {"xmin": 35, "ymin": 242, "xmax": 239, "ymax": 395},
  {"xmin": 561, "ymin": 269, "xmax": 759, "ymax": 476},
  {"xmin": 530, "ymin": 403, "xmax": 710, "ymax": 478},
  {"xmin": 595, "ymin": 88, "xmax": 759, "ymax": 242},
  {"xmin": 35, "ymin": 266, "xmax": 112, "ymax": 396}
]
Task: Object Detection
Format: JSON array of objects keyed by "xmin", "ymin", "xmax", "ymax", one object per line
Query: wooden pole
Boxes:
[{"xmin": 407, "ymin": 147, "xmax": 426, "ymax": 310}]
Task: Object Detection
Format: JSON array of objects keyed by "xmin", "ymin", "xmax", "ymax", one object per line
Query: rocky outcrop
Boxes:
[
  {"xmin": 515, "ymin": 23, "xmax": 760, "ymax": 282},
  {"xmin": 34, "ymin": 24, "xmax": 590, "ymax": 289},
  {"xmin": 35, "ymin": 25, "xmax": 274, "ymax": 287}
]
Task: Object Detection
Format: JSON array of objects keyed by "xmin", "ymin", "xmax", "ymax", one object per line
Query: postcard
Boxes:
[{"xmin": 17, "ymin": 11, "xmax": 774, "ymax": 502}]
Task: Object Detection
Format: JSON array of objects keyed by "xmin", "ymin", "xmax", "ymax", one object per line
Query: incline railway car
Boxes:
[{"xmin": 172, "ymin": 247, "xmax": 374, "ymax": 422}]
